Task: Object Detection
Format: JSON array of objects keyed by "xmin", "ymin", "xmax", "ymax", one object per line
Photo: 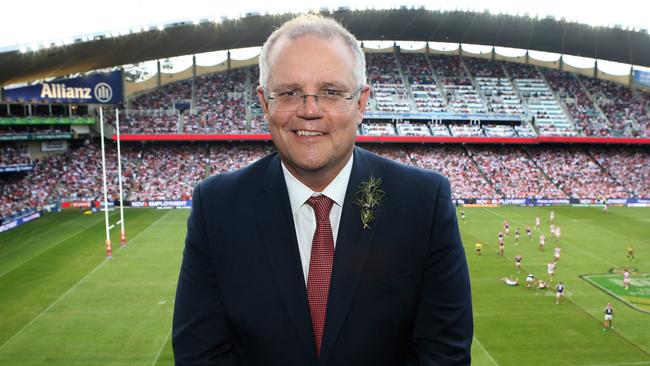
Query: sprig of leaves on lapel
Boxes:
[{"xmin": 354, "ymin": 176, "xmax": 384, "ymax": 229}]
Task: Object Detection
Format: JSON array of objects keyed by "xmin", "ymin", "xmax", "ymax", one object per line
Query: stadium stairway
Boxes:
[
  {"xmin": 522, "ymin": 146, "xmax": 569, "ymax": 197},
  {"xmin": 463, "ymin": 145, "xmax": 503, "ymax": 197},
  {"xmin": 424, "ymin": 54, "xmax": 449, "ymax": 106}
]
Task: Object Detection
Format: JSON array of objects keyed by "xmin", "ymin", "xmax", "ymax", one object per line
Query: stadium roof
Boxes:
[{"xmin": 2, "ymin": 8, "xmax": 650, "ymax": 86}]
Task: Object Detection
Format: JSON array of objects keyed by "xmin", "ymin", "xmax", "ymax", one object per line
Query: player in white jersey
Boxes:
[
  {"xmin": 554, "ymin": 226, "xmax": 561, "ymax": 242},
  {"xmin": 555, "ymin": 282, "xmax": 565, "ymax": 304},
  {"xmin": 623, "ymin": 269, "xmax": 631, "ymax": 290},
  {"xmin": 537, "ymin": 280, "xmax": 548, "ymax": 290},
  {"xmin": 549, "ymin": 210, "xmax": 555, "ymax": 223},
  {"xmin": 554, "ymin": 246, "xmax": 561, "ymax": 262},
  {"xmin": 526, "ymin": 273, "xmax": 535, "ymax": 289},
  {"xmin": 535, "ymin": 216, "xmax": 541, "ymax": 230},
  {"xmin": 501, "ymin": 277, "xmax": 519, "ymax": 286},
  {"xmin": 603, "ymin": 303, "xmax": 614, "ymax": 331},
  {"xmin": 539, "ymin": 234, "xmax": 546, "ymax": 252},
  {"xmin": 547, "ymin": 261, "xmax": 556, "ymax": 283},
  {"xmin": 550, "ymin": 224, "xmax": 555, "ymax": 238}
]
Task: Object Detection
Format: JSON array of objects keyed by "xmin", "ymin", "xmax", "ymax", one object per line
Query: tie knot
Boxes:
[{"xmin": 307, "ymin": 195, "xmax": 334, "ymax": 220}]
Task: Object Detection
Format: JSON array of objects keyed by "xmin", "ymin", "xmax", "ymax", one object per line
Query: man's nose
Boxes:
[{"xmin": 297, "ymin": 94, "xmax": 324, "ymax": 118}]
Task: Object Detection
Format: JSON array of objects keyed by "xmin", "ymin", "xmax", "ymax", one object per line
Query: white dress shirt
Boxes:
[{"xmin": 281, "ymin": 155, "xmax": 354, "ymax": 286}]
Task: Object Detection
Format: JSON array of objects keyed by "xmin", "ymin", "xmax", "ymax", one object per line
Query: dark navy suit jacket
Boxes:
[{"xmin": 172, "ymin": 146, "xmax": 473, "ymax": 365}]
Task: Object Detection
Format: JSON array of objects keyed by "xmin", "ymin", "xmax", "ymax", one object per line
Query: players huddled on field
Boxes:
[{"xmin": 461, "ymin": 206, "xmax": 638, "ymax": 328}]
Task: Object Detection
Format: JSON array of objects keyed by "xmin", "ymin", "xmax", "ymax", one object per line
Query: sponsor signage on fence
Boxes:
[
  {"xmin": 0, "ymin": 211, "xmax": 42, "ymax": 233},
  {"xmin": 0, "ymin": 164, "xmax": 33, "ymax": 173},
  {"xmin": 3, "ymin": 71, "xmax": 123, "ymax": 104},
  {"xmin": 129, "ymin": 200, "xmax": 191, "ymax": 208}
]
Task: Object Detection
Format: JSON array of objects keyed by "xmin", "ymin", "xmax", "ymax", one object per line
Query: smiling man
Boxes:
[{"xmin": 172, "ymin": 14, "xmax": 473, "ymax": 366}]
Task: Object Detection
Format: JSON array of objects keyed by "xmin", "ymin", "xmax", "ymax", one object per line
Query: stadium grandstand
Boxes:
[
  {"xmin": 1, "ymin": 7, "xmax": 649, "ymax": 222},
  {"xmin": 2, "ymin": 4, "xmax": 650, "ymax": 366}
]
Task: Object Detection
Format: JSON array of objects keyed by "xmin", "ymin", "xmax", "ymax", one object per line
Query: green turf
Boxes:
[
  {"xmin": 0, "ymin": 206, "xmax": 648, "ymax": 365},
  {"xmin": 583, "ymin": 273, "xmax": 650, "ymax": 313}
]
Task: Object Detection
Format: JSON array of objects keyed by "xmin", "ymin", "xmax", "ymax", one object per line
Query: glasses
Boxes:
[{"xmin": 263, "ymin": 86, "xmax": 363, "ymax": 112}]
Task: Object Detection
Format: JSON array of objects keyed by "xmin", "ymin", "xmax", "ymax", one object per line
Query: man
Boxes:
[
  {"xmin": 547, "ymin": 261, "xmax": 556, "ymax": 283},
  {"xmin": 498, "ymin": 231, "xmax": 505, "ymax": 256},
  {"xmin": 501, "ymin": 277, "xmax": 518, "ymax": 286},
  {"xmin": 554, "ymin": 245, "xmax": 561, "ymax": 262},
  {"xmin": 526, "ymin": 273, "xmax": 535, "ymax": 289},
  {"xmin": 623, "ymin": 268, "xmax": 631, "ymax": 290},
  {"xmin": 627, "ymin": 245, "xmax": 636, "ymax": 262},
  {"xmin": 539, "ymin": 233, "xmax": 546, "ymax": 252},
  {"xmin": 514, "ymin": 227, "xmax": 520, "ymax": 245},
  {"xmin": 603, "ymin": 303, "xmax": 614, "ymax": 331},
  {"xmin": 476, "ymin": 241, "xmax": 483, "ymax": 256},
  {"xmin": 555, "ymin": 282, "xmax": 565, "ymax": 304},
  {"xmin": 514, "ymin": 254, "xmax": 522, "ymax": 273},
  {"xmin": 172, "ymin": 14, "xmax": 473, "ymax": 366}
]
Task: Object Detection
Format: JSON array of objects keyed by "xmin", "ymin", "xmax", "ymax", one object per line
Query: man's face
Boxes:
[{"xmin": 258, "ymin": 34, "xmax": 370, "ymax": 189}]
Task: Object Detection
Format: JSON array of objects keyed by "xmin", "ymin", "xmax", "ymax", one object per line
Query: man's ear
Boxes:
[
  {"xmin": 256, "ymin": 85, "xmax": 270, "ymax": 119},
  {"xmin": 355, "ymin": 84, "xmax": 371, "ymax": 123}
]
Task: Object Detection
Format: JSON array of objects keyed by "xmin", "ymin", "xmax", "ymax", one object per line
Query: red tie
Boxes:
[{"xmin": 306, "ymin": 195, "xmax": 335, "ymax": 358}]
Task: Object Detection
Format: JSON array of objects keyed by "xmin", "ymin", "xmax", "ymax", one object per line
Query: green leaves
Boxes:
[{"xmin": 354, "ymin": 176, "xmax": 384, "ymax": 229}]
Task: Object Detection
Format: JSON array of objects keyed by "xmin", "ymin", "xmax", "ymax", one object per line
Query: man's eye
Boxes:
[
  {"xmin": 321, "ymin": 90, "xmax": 344, "ymax": 97},
  {"xmin": 276, "ymin": 91, "xmax": 299, "ymax": 97}
]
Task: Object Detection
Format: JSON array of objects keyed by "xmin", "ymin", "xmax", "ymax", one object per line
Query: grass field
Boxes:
[{"xmin": 0, "ymin": 206, "xmax": 648, "ymax": 365}]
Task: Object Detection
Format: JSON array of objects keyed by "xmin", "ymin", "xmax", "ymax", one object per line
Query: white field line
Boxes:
[
  {"xmin": 575, "ymin": 361, "xmax": 650, "ymax": 366},
  {"xmin": 473, "ymin": 335, "xmax": 499, "ymax": 366},
  {"xmin": 0, "ymin": 213, "xmax": 117, "ymax": 278},
  {"xmin": 150, "ymin": 327, "xmax": 172, "ymax": 366},
  {"xmin": 479, "ymin": 208, "xmax": 617, "ymax": 268},
  {"xmin": 0, "ymin": 210, "xmax": 171, "ymax": 352}
]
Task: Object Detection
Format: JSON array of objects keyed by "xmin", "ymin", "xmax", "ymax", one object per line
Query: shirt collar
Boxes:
[{"xmin": 281, "ymin": 154, "xmax": 354, "ymax": 214}]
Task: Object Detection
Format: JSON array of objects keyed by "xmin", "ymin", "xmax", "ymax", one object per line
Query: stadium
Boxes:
[{"xmin": 0, "ymin": 2, "xmax": 649, "ymax": 365}]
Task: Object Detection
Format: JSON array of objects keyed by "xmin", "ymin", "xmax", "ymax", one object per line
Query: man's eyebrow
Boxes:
[{"xmin": 319, "ymin": 82, "xmax": 348, "ymax": 89}]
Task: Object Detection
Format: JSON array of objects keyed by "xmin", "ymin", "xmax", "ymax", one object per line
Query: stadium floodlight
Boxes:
[
  {"xmin": 193, "ymin": 19, "xmax": 200, "ymax": 25},
  {"xmin": 19, "ymin": 46, "xmax": 27, "ymax": 53},
  {"xmin": 142, "ymin": 26, "xmax": 149, "ymax": 32},
  {"xmin": 157, "ymin": 24, "xmax": 165, "ymax": 31}
]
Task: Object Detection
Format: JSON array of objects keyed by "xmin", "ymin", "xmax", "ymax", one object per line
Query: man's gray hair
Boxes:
[{"xmin": 258, "ymin": 14, "xmax": 366, "ymax": 89}]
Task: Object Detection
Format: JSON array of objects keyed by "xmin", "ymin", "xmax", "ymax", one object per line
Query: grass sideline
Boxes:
[{"xmin": 0, "ymin": 206, "xmax": 647, "ymax": 365}]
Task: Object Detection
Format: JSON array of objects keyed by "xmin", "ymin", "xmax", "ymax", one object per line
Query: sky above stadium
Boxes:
[{"xmin": 2, "ymin": 0, "xmax": 648, "ymax": 51}]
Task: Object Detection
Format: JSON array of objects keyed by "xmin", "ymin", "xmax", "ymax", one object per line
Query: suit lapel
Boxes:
[
  {"xmin": 319, "ymin": 147, "xmax": 381, "ymax": 365},
  {"xmin": 256, "ymin": 154, "xmax": 317, "ymax": 359}
]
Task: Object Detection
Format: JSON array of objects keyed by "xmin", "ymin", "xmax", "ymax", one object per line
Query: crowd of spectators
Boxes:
[
  {"xmin": 542, "ymin": 69, "xmax": 616, "ymax": 137},
  {"xmin": 2, "ymin": 142, "xmax": 650, "ymax": 221},
  {"xmin": 528, "ymin": 145, "xmax": 626, "ymax": 198},
  {"xmin": 468, "ymin": 145, "xmax": 566, "ymax": 198},
  {"xmin": 429, "ymin": 55, "xmax": 487, "ymax": 114},
  {"xmin": 366, "ymin": 53, "xmax": 410, "ymax": 113},
  {"xmin": 399, "ymin": 53, "xmax": 447, "ymax": 113},
  {"xmin": 580, "ymin": 76, "xmax": 649, "ymax": 137},
  {"xmin": 114, "ymin": 52, "xmax": 646, "ymax": 140},
  {"xmin": 0, "ymin": 144, "xmax": 31, "ymax": 166},
  {"xmin": 131, "ymin": 79, "xmax": 192, "ymax": 110},
  {"xmin": 590, "ymin": 146, "xmax": 650, "ymax": 198},
  {"xmin": 0, "ymin": 153, "xmax": 66, "ymax": 219}
]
